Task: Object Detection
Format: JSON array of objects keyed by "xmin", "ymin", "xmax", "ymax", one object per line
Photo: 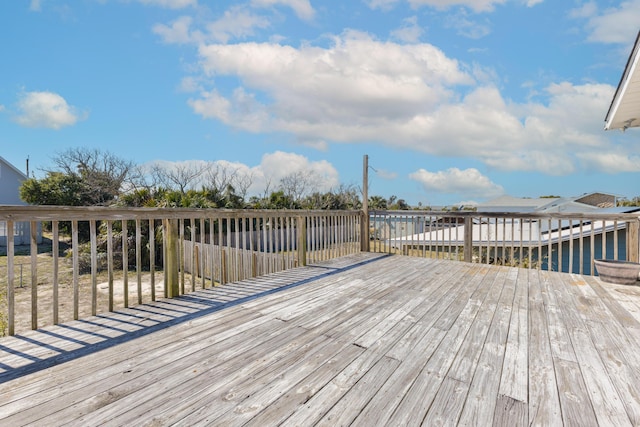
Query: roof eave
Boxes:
[{"xmin": 604, "ymin": 29, "xmax": 640, "ymax": 131}]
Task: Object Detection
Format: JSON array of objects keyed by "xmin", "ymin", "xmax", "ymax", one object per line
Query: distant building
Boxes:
[
  {"xmin": 0, "ymin": 156, "xmax": 42, "ymax": 246},
  {"xmin": 476, "ymin": 192, "xmax": 619, "ymax": 213}
]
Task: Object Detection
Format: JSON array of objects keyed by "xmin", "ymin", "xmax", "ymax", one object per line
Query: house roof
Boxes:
[
  {"xmin": 476, "ymin": 195, "xmax": 559, "ymax": 212},
  {"xmin": 478, "ymin": 192, "xmax": 619, "ymax": 213},
  {"xmin": 605, "ymin": 30, "xmax": 640, "ymax": 130},
  {"xmin": 0, "ymin": 155, "xmax": 28, "ymax": 180}
]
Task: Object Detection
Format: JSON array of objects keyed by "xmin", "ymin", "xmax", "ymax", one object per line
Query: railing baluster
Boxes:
[
  {"xmin": 162, "ymin": 219, "xmax": 167, "ymax": 296},
  {"xmin": 135, "ymin": 219, "xmax": 142, "ymax": 305},
  {"xmin": 590, "ymin": 220, "xmax": 595, "ymax": 274},
  {"xmin": 547, "ymin": 218, "xmax": 552, "ymax": 271},
  {"xmin": 486, "ymin": 217, "xmax": 491, "ymax": 265},
  {"xmin": 447, "ymin": 218, "xmax": 452, "ymax": 261},
  {"xmin": 602, "ymin": 219, "xmax": 607, "ymax": 260},
  {"xmin": 7, "ymin": 220, "xmax": 15, "ymax": 336},
  {"xmin": 122, "ymin": 220, "xmax": 129, "ymax": 307},
  {"xmin": 579, "ymin": 220, "xmax": 584, "ymax": 275},
  {"xmin": 179, "ymin": 219, "xmax": 185, "ymax": 294},
  {"xmin": 235, "ymin": 217, "xmax": 241, "ymax": 279},
  {"xmin": 52, "ymin": 221, "xmax": 59, "ymax": 324},
  {"xmin": 568, "ymin": 219, "xmax": 574, "ymax": 274},
  {"xmin": 613, "ymin": 219, "xmax": 619, "ymax": 260},
  {"xmin": 200, "ymin": 218, "xmax": 206, "ymax": 286},
  {"xmin": 528, "ymin": 219, "xmax": 532, "ymax": 269},
  {"xmin": 91, "ymin": 220, "xmax": 99, "ymax": 315},
  {"xmin": 30, "ymin": 221, "xmax": 38, "ymax": 330},
  {"xmin": 189, "ymin": 218, "xmax": 195, "ymax": 293},
  {"xmin": 557, "ymin": 219, "xmax": 563, "ymax": 272},
  {"xmin": 518, "ymin": 219, "xmax": 523, "ymax": 268},
  {"xmin": 107, "ymin": 221, "xmax": 114, "ymax": 311},
  {"xmin": 72, "ymin": 220, "xmax": 80, "ymax": 319},
  {"xmin": 149, "ymin": 219, "xmax": 156, "ymax": 301},
  {"xmin": 502, "ymin": 218, "xmax": 507, "ymax": 266},
  {"xmin": 207, "ymin": 218, "xmax": 216, "ymax": 287}
]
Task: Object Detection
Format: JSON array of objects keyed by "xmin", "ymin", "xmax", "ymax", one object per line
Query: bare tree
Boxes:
[
  {"xmin": 151, "ymin": 161, "xmax": 208, "ymax": 194},
  {"xmin": 203, "ymin": 162, "xmax": 254, "ymax": 200},
  {"xmin": 279, "ymin": 170, "xmax": 316, "ymax": 204},
  {"xmin": 47, "ymin": 147, "xmax": 135, "ymax": 205},
  {"xmin": 203, "ymin": 163, "xmax": 233, "ymax": 192},
  {"xmin": 233, "ymin": 170, "xmax": 254, "ymax": 200}
]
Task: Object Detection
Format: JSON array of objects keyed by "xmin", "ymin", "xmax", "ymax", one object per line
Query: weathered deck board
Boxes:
[{"xmin": 2, "ymin": 252, "xmax": 640, "ymax": 426}]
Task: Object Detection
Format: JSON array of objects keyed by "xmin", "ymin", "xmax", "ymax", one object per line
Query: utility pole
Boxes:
[{"xmin": 361, "ymin": 154, "xmax": 370, "ymax": 252}]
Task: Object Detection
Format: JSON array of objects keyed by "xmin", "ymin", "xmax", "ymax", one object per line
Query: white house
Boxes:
[{"xmin": 0, "ymin": 156, "xmax": 42, "ymax": 246}]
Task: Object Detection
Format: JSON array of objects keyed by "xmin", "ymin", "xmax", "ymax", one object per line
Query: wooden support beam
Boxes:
[
  {"xmin": 627, "ymin": 219, "xmax": 639, "ymax": 263},
  {"xmin": 164, "ymin": 218, "xmax": 180, "ymax": 298},
  {"xmin": 464, "ymin": 217, "xmax": 473, "ymax": 263},
  {"xmin": 297, "ymin": 216, "xmax": 307, "ymax": 267},
  {"xmin": 361, "ymin": 154, "xmax": 370, "ymax": 252}
]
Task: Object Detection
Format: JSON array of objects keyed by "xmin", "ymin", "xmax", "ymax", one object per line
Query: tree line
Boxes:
[{"xmin": 19, "ymin": 147, "xmax": 414, "ymax": 211}]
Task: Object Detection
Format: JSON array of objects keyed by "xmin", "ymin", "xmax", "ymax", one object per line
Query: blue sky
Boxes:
[{"xmin": 1, "ymin": 0, "xmax": 639, "ymax": 207}]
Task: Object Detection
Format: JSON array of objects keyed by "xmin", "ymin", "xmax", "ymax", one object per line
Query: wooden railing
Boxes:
[
  {"xmin": 369, "ymin": 210, "xmax": 640, "ymax": 274},
  {"xmin": 0, "ymin": 206, "xmax": 362, "ymax": 336}
]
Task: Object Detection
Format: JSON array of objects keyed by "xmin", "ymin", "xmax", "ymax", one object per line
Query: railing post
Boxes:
[
  {"xmin": 360, "ymin": 211, "xmax": 370, "ymax": 252},
  {"xmin": 464, "ymin": 216, "xmax": 473, "ymax": 263},
  {"xmin": 297, "ymin": 216, "xmax": 307, "ymax": 267},
  {"xmin": 361, "ymin": 155, "xmax": 370, "ymax": 253},
  {"xmin": 164, "ymin": 218, "xmax": 180, "ymax": 298},
  {"xmin": 627, "ymin": 218, "xmax": 639, "ymax": 263}
]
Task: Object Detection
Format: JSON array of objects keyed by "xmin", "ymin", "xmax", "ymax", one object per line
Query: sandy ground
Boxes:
[{"xmin": 6, "ymin": 269, "xmax": 201, "ymax": 335}]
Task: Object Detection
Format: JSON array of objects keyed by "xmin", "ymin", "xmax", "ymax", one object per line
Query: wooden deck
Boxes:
[{"xmin": 1, "ymin": 253, "xmax": 640, "ymax": 426}]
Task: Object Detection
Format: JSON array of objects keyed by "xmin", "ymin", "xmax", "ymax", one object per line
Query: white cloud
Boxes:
[
  {"xmin": 155, "ymin": 7, "xmax": 271, "ymax": 44},
  {"xmin": 14, "ymin": 91, "xmax": 84, "ymax": 130},
  {"xmin": 29, "ymin": 0, "xmax": 42, "ymax": 12},
  {"xmin": 153, "ymin": 16, "xmax": 201, "ymax": 44},
  {"xmin": 178, "ymin": 76, "xmax": 203, "ymax": 93},
  {"xmin": 444, "ymin": 11, "xmax": 492, "ymax": 39},
  {"xmin": 374, "ymin": 169, "xmax": 398, "ymax": 180},
  {"xmin": 189, "ymin": 87, "xmax": 269, "ymax": 132},
  {"xmin": 576, "ymin": 152, "xmax": 640, "ymax": 173},
  {"xmin": 136, "ymin": 0, "xmax": 197, "ymax": 9},
  {"xmin": 407, "ymin": 0, "xmax": 508, "ymax": 13},
  {"xmin": 577, "ymin": 0, "xmax": 640, "ymax": 44},
  {"xmin": 185, "ymin": 30, "xmax": 630, "ymax": 176},
  {"xmin": 206, "ymin": 6, "xmax": 271, "ymax": 43},
  {"xmin": 255, "ymin": 151, "xmax": 339, "ymax": 192},
  {"xmin": 365, "ymin": 0, "xmax": 401, "ymax": 10},
  {"xmin": 409, "ymin": 167, "xmax": 504, "ymax": 198},
  {"xmin": 391, "ymin": 16, "xmax": 423, "ymax": 43},
  {"xmin": 251, "ymin": 0, "xmax": 315, "ymax": 21},
  {"xmin": 143, "ymin": 152, "xmax": 339, "ymax": 196},
  {"xmin": 192, "ymin": 30, "xmax": 473, "ymax": 132},
  {"xmin": 365, "ymin": 0, "xmax": 508, "ymax": 12}
]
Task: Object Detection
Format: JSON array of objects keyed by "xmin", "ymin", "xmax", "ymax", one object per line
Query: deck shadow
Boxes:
[{"xmin": 0, "ymin": 253, "xmax": 389, "ymax": 384}]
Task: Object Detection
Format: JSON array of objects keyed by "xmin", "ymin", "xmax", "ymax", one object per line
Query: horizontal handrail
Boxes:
[{"xmin": 0, "ymin": 206, "xmax": 358, "ymax": 221}]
